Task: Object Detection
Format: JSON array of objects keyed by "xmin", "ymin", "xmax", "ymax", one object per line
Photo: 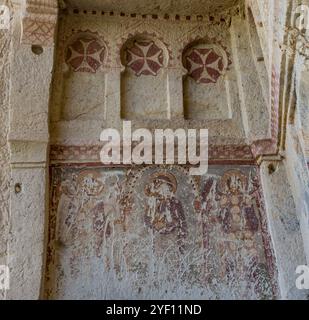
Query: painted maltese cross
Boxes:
[
  {"xmin": 126, "ymin": 40, "xmax": 164, "ymax": 76},
  {"xmin": 186, "ymin": 47, "xmax": 226, "ymax": 84},
  {"xmin": 66, "ymin": 37, "xmax": 105, "ymax": 73}
]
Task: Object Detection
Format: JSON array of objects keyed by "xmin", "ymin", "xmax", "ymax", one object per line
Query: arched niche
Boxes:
[
  {"xmin": 182, "ymin": 40, "xmax": 232, "ymax": 120},
  {"xmin": 62, "ymin": 31, "xmax": 107, "ymax": 121},
  {"xmin": 120, "ymin": 35, "xmax": 169, "ymax": 120}
]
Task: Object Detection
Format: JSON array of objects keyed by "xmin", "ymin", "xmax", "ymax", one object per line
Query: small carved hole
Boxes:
[
  {"xmin": 14, "ymin": 183, "xmax": 22, "ymax": 194},
  {"xmin": 31, "ymin": 45, "xmax": 43, "ymax": 55},
  {"xmin": 268, "ymin": 163, "xmax": 277, "ymax": 175}
]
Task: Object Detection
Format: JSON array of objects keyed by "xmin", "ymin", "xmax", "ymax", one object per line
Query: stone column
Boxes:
[
  {"xmin": 7, "ymin": 0, "xmax": 57, "ymax": 299},
  {"xmin": 260, "ymin": 161, "xmax": 308, "ymax": 299},
  {"xmin": 167, "ymin": 68, "xmax": 185, "ymax": 120},
  {"xmin": 288, "ymin": 50, "xmax": 309, "ymax": 264},
  {"xmin": 105, "ymin": 67, "xmax": 123, "ymax": 128}
]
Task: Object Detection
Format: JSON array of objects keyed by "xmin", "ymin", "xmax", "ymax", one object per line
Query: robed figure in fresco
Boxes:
[
  {"xmin": 56, "ymin": 170, "xmax": 122, "ymax": 278},
  {"xmin": 144, "ymin": 172, "xmax": 188, "ymax": 254},
  {"xmin": 200, "ymin": 169, "xmax": 273, "ymax": 298}
]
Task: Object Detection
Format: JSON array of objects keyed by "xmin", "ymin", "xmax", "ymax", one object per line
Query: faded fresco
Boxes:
[{"xmin": 45, "ymin": 165, "xmax": 277, "ymax": 299}]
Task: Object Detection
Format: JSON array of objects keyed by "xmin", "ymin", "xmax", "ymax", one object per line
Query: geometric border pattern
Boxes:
[{"xmin": 50, "ymin": 144, "xmax": 254, "ymax": 162}]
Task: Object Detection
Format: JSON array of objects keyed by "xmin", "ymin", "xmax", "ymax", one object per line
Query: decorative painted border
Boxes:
[
  {"xmin": 64, "ymin": 7, "xmax": 237, "ymax": 27},
  {"xmin": 255, "ymin": 170, "xmax": 280, "ymax": 298},
  {"xmin": 21, "ymin": 0, "xmax": 58, "ymax": 46},
  {"xmin": 50, "ymin": 144, "xmax": 255, "ymax": 163},
  {"xmin": 251, "ymin": 67, "xmax": 280, "ymax": 158}
]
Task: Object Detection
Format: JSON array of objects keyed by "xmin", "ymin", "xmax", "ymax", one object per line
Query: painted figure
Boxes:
[{"xmin": 144, "ymin": 172, "xmax": 188, "ymax": 253}]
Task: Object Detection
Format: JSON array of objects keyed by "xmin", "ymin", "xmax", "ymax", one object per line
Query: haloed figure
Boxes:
[{"xmin": 144, "ymin": 172, "xmax": 188, "ymax": 253}]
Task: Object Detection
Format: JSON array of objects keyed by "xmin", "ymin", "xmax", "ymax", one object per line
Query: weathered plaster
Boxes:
[{"xmin": 46, "ymin": 165, "xmax": 277, "ymax": 300}]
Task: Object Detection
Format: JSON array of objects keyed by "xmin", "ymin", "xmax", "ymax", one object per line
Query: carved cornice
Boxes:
[
  {"xmin": 21, "ymin": 0, "xmax": 58, "ymax": 46},
  {"xmin": 63, "ymin": 5, "xmax": 240, "ymax": 27},
  {"xmin": 49, "ymin": 144, "xmax": 255, "ymax": 164}
]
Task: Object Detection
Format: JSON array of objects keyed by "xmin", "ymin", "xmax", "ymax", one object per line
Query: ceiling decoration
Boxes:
[{"xmin": 64, "ymin": 0, "xmax": 240, "ymax": 15}]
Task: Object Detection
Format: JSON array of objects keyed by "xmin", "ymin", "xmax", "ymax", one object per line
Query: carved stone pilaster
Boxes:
[{"xmin": 7, "ymin": 0, "xmax": 57, "ymax": 299}]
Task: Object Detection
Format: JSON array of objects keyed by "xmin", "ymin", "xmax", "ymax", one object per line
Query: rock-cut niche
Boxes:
[
  {"xmin": 182, "ymin": 40, "xmax": 232, "ymax": 120},
  {"xmin": 120, "ymin": 35, "xmax": 169, "ymax": 120},
  {"xmin": 63, "ymin": 32, "xmax": 107, "ymax": 121}
]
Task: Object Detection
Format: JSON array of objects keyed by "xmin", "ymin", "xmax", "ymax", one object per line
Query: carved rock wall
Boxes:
[
  {"xmin": 43, "ymin": 1, "xmax": 289, "ymax": 299},
  {"xmin": 50, "ymin": 6, "xmax": 270, "ymax": 147},
  {"xmin": 0, "ymin": 0, "xmax": 11, "ymax": 301},
  {"xmin": 1, "ymin": 0, "xmax": 308, "ymax": 300}
]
